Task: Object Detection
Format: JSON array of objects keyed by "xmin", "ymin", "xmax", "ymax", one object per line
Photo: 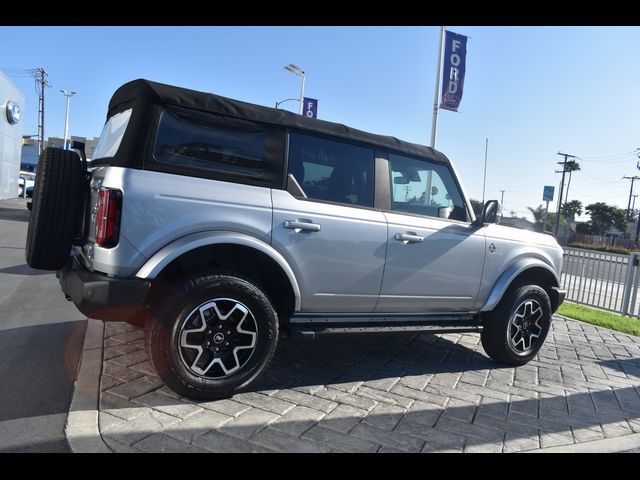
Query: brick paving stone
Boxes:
[
  {"xmin": 539, "ymin": 431, "xmax": 574, "ymax": 448},
  {"xmin": 131, "ymin": 391, "xmax": 203, "ymax": 419},
  {"xmin": 133, "ymin": 433, "xmax": 209, "ymax": 453},
  {"xmin": 102, "ymin": 410, "xmax": 180, "ymax": 445},
  {"xmin": 302, "ymin": 425, "xmax": 380, "ymax": 453},
  {"xmin": 390, "ymin": 384, "xmax": 448, "ymax": 407},
  {"xmin": 270, "ymin": 406, "xmax": 325, "ymax": 437},
  {"xmin": 314, "ymin": 387, "xmax": 378, "ymax": 411},
  {"xmin": 217, "ymin": 407, "xmax": 279, "ymax": 440},
  {"xmin": 272, "ymin": 388, "xmax": 338, "ymax": 413},
  {"xmin": 355, "ymin": 385, "xmax": 414, "ymax": 409},
  {"xmin": 232, "ymin": 392, "xmax": 296, "ymax": 415},
  {"xmin": 250, "ymin": 427, "xmax": 331, "ymax": 453},
  {"xmin": 164, "ymin": 409, "xmax": 233, "ymax": 443},
  {"xmin": 317, "ymin": 404, "xmax": 367, "ymax": 434},
  {"xmin": 196, "ymin": 398, "xmax": 253, "ymax": 417},
  {"xmin": 106, "ymin": 375, "xmax": 164, "ymax": 400},
  {"xmin": 194, "ymin": 429, "xmax": 275, "ymax": 453},
  {"xmin": 96, "ymin": 316, "xmax": 640, "ymax": 453},
  {"xmin": 362, "ymin": 403, "xmax": 406, "ymax": 430},
  {"xmin": 350, "ymin": 423, "xmax": 423, "ymax": 452},
  {"xmin": 503, "ymin": 433, "xmax": 540, "ymax": 452}
]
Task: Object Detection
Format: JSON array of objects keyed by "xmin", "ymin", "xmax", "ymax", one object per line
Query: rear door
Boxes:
[{"xmin": 271, "ymin": 132, "xmax": 388, "ymax": 313}]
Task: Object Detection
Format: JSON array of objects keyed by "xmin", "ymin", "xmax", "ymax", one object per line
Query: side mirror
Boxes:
[{"xmin": 474, "ymin": 199, "xmax": 500, "ymax": 226}]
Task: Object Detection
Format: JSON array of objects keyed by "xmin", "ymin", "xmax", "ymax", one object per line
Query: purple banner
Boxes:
[
  {"xmin": 440, "ymin": 30, "xmax": 468, "ymax": 112},
  {"xmin": 303, "ymin": 97, "xmax": 318, "ymax": 119}
]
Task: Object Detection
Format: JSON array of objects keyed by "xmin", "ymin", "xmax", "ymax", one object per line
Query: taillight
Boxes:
[{"xmin": 95, "ymin": 188, "xmax": 122, "ymax": 247}]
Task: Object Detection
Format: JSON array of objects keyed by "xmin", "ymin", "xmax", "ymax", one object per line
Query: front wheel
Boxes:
[
  {"xmin": 146, "ymin": 273, "xmax": 279, "ymax": 399},
  {"xmin": 481, "ymin": 285, "xmax": 552, "ymax": 366}
]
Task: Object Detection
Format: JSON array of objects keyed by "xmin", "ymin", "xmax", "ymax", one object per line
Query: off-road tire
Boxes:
[
  {"xmin": 481, "ymin": 285, "xmax": 552, "ymax": 366},
  {"xmin": 146, "ymin": 273, "xmax": 279, "ymax": 399},
  {"xmin": 25, "ymin": 147, "xmax": 84, "ymax": 270}
]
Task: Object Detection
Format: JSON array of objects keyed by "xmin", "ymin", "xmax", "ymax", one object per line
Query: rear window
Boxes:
[
  {"xmin": 153, "ymin": 109, "xmax": 269, "ymax": 180},
  {"xmin": 92, "ymin": 108, "xmax": 132, "ymax": 160}
]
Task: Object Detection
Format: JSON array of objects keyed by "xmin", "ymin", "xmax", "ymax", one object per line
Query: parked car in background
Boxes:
[
  {"xmin": 25, "ymin": 79, "xmax": 566, "ymax": 400},
  {"xmin": 18, "ymin": 171, "xmax": 36, "ymax": 198}
]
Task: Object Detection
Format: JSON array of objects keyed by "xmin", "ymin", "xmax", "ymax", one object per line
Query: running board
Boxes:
[{"xmin": 287, "ymin": 320, "xmax": 482, "ymax": 338}]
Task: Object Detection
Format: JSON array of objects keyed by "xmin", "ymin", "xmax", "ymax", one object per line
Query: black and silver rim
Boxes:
[
  {"xmin": 507, "ymin": 299, "xmax": 544, "ymax": 356},
  {"xmin": 178, "ymin": 298, "xmax": 258, "ymax": 379}
]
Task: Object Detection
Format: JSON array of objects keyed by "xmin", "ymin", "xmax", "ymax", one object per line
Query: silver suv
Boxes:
[{"xmin": 25, "ymin": 79, "xmax": 566, "ymax": 399}]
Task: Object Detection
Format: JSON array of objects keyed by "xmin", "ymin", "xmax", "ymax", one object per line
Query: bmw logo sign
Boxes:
[{"xmin": 6, "ymin": 101, "xmax": 21, "ymax": 125}]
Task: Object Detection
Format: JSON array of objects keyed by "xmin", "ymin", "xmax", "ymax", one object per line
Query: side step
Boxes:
[{"xmin": 287, "ymin": 320, "xmax": 482, "ymax": 339}]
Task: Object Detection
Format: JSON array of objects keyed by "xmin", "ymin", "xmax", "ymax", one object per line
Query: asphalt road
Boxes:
[{"xmin": 0, "ymin": 199, "xmax": 86, "ymax": 452}]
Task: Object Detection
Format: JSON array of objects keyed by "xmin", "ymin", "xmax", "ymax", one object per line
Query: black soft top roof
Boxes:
[{"xmin": 108, "ymin": 78, "xmax": 450, "ymax": 165}]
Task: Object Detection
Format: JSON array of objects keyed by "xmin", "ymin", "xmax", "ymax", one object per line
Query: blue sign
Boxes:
[
  {"xmin": 440, "ymin": 30, "xmax": 468, "ymax": 112},
  {"xmin": 303, "ymin": 97, "xmax": 318, "ymax": 118},
  {"xmin": 543, "ymin": 185, "xmax": 555, "ymax": 202}
]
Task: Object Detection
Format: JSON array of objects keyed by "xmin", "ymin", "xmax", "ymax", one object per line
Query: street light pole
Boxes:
[
  {"xmin": 284, "ymin": 64, "xmax": 305, "ymax": 115},
  {"xmin": 60, "ymin": 89, "xmax": 77, "ymax": 150}
]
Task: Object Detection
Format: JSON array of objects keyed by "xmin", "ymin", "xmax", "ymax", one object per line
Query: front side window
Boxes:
[
  {"xmin": 287, "ymin": 132, "xmax": 374, "ymax": 208},
  {"xmin": 92, "ymin": 108, "xmax": 132, "ymax": 160},
  {"xmin": 389, "ymin": 153, "xmax": 468, "ymax": 222},
  {"xmin": 153, "ymin": 109, "xmax": 269, "ymax": 180}
]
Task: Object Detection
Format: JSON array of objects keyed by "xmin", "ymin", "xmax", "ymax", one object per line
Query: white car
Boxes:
[{"xmin": 18, "ymin": 171, "xmax": 36, "ymax": 198}]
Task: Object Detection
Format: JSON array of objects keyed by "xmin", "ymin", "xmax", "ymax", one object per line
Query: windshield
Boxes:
[{"xmin": 92, "ymin": 108, "xmax": 132, "ymax": 160}]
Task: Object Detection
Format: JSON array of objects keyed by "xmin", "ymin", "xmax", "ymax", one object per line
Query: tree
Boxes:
[
  {"xmin": 561, "ymin": 199, "xmax": 583, "ymax": 222},
  {"xmin": 469, "ymin": 199, "xmax": 483, "ymax": 217},
  {"xmin": 585, "ymin": 202, "xmax": 627, "ymax": 235},
  {"xmin": 527, "ymin": 205, "xmax": 546, "ymax": 223}
]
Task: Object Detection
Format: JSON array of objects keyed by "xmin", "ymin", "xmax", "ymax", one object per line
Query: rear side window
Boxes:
[
  {"xmin": 287, "ymin": 132, "xmax": 374, "ymax": 208},
  {"xmin": 92, "ymin": 108, "xmax": 132, "ymax": 160},
  {"xmin": 153, "ymin": 109, "xmax": 271, "ymax": 182}
]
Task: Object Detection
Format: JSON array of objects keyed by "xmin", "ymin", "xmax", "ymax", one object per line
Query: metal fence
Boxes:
[{"xmin": 560, "ymin": 246, "xmax": 640, "ymax": 317}]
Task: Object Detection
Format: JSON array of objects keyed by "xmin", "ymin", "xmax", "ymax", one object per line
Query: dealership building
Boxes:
[{"xmin": 0, "ymin": 71, "xmax": 24, "ymax": 199}]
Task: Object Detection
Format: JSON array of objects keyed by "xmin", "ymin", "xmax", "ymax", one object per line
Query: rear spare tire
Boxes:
[{"xmin": 25, "ymin": 147, "xmax": 85, "ymax": 270}]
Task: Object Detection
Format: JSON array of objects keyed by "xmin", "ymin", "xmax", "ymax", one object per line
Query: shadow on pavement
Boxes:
[
  {"xmin": 0, "ymin": 264, "xmax": 50, "ymax": 276},
  {"xmin": 97, "ymin": 328, "xmax": 640, "ymax": 452},
  {"xmin": 0, "ymin": 207, "xmax": 29, "ymax": 223}
]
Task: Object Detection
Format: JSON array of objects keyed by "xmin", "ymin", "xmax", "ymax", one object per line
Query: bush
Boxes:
[{"xmin": 567, "ymin": 242, "xmax": 635, "ymax": 255}]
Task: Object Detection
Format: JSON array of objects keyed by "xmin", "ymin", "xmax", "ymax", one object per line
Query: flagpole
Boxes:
[{"xmin": 430, "ymin": 25, "xmax": 446, "ymax": 148}]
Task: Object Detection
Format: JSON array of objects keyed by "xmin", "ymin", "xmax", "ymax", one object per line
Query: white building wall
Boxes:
[{"xmin": 0, "ymin": 71, "xmax": 25, "ymax": 199}]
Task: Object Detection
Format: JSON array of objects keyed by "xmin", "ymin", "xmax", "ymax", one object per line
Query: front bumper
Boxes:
[
  {"xmin": 552, "ymin": 287, "xmax": 567, "ymax": 312},
  {"xmin": 58, "ymin": 255, "xmax": 151, "ymax": 322}
]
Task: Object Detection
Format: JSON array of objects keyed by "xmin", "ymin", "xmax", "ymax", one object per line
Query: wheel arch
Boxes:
[
  {"xmin": 481, "ymin": 259, "xmax": 560, "ymax": 313},
  {"xmin": 135, "ymin": 231, "xmax": 301, "ymax": 316}
]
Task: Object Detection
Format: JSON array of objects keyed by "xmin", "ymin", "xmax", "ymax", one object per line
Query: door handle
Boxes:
[
  {"xmin": 394, "ymin": 232, "xmax": 424, "ymax": 243},
  {"xmin": 284, "ymin": 220, "xmax": 321, "ymax": 232}
]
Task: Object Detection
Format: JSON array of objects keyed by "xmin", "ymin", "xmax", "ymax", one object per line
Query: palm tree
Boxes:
[
  {"xmin": 561, "ymin": 199, "xmax": 583, "ymax": 222},
  {"xmin": 527, "ymin": 205, "xmax": 546, "ymax": 223}
]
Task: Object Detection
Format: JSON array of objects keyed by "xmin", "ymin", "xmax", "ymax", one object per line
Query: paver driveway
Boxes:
[{"xmin": 94, "ymin": 316, "xmax": 640, "ymax": 452}]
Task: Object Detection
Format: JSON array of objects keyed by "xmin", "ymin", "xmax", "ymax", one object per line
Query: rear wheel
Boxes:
[
  {"xmin": 146, "ymin": 273, "xmax": 279, "ymax": 399},
  {"xmin": 25, "ymin": 147, "xmax": 85, "ymax": 270},
  {"xmin": 481, "ymin": 285, "xmax": 552, "ymax": 366}
]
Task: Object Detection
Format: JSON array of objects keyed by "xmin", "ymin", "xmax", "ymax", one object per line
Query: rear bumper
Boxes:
[{"xmin": 58, "ymin": 255, "xmax": 151, "ymax": 322}]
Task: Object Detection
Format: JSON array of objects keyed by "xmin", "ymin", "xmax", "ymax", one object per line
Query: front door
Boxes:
[
  {"xmin": 376, "ymin": 152, "xmax": 486, "ymax": 313},
  {"xmin": 271, "ymin": 132, "xmax": 388, "ymax": 313}
]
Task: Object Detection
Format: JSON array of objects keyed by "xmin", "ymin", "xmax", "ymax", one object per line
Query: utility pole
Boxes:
[
  {"xmin": 555, "ymin": 152, "xmax": 577, "ymax": 237},
  {"xmin": 500, "ymin": 190, "xmax": 505, "ymax": 206},
  {"xmin": 28, "ymin": 67, "xmax": 49, "ymax": 155},
  {"xmin": 623, "ymin": 176, "xmax": 640, "ymax": 221}
]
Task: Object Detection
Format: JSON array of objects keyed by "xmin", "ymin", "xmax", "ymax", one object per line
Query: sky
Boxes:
[{"xmin": 2, "ymin": 26, "xmax": 639, "ymax": 222}]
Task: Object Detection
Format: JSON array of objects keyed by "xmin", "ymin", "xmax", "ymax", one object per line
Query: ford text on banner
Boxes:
[
  {"xmin": 440, "ymin": 30, "xmax": 468, "ymax": 112},
  {"xmin": 303, "ymin": 97, "xmax": 318, "ymax": 118}
]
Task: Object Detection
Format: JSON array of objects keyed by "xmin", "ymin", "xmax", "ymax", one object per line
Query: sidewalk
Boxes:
[{"xmin": 67, "ymin": 315, "xmax": 640, "ymax": 453}]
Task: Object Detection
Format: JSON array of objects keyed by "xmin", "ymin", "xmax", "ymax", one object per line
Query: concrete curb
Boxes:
[
  {"xmin": 529, "ymin": 433, "xmax": 640, "ymax": 453},
  {"xmin": 64, "ymin": 319, "xmax": 112, "ymax": 453}
]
